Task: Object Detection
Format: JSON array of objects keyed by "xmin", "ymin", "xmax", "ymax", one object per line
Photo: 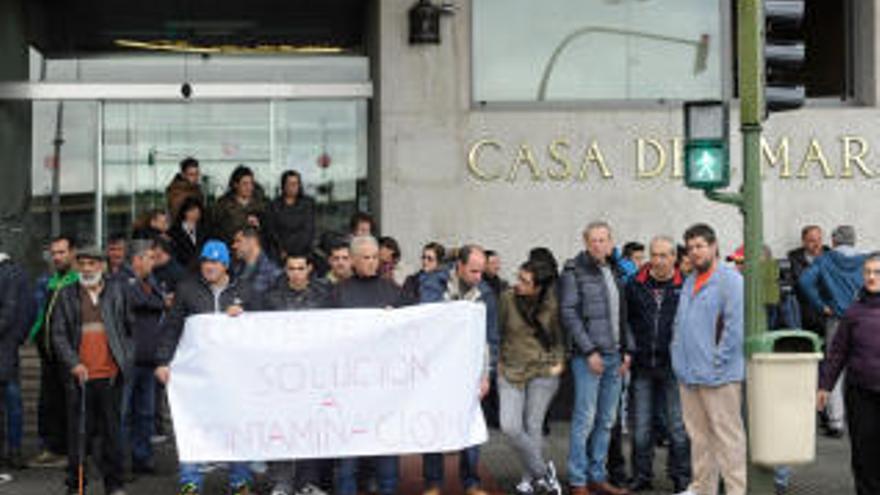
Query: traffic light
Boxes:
[
  {"xmin": 684, "ymin": 100, "xmax": 730, "ymax": 190},
  {"xmin": 764, "ymin": 0, "xmax": 806, "ymax": 114}
]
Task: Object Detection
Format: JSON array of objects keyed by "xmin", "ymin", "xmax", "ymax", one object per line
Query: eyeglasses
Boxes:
[
  {"xmin": 422, "ymin": 255, "xmax": 436, "ymax": 262},
  {"xmin": 864, "ymin": 269, "xmax": 880, "ymax": 277}
]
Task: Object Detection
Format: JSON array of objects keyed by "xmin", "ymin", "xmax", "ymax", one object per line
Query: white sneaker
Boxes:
[
  {"xmin": 270, "ymin": 484, "xmax": 292, "ymax": 495},
  {"xmin": 539, "ymin": 461, "xmax": 562, "ymax": 495},
  {"xmin": 515, "ymin": 476, "xmax": 534, "ymax": 494},
  {"xmin": 295, "ymin": 483, "xmax": 329, "ymax": 495},
  {"xmin": 674, "ymin": 490, "xmax": 697, "ymax": 495},
  {"xmin": 0, "ymin": 473, "xmax": 12, "ymax": 484}
]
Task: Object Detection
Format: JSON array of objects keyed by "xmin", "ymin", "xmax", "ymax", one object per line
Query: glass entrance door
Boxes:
[{"xmin": 100, "ymin": 99, "xmax": 368, "ymax": 243}]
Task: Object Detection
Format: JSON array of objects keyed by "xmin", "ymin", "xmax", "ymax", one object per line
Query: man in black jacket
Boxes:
[
  {"xmin": 29, "ymin": 235, "xmax": 79, "ymax": 468},
  {"xmin": 625, "ymin": 237, "xmax": 690, "ymax": 493},
  {"xmin": 333, "ymin": 236, "xmax": 403, "ymax": 495},
  {"xmin": 120, "ymin": 239, "xmax": 165, "ymax": 474},
  {"xmin": 51, "ymin": 247, "xmax": 134, "ymax": 495},
  {"xmin": 264, "ymin": 253, "xmax": 330, "ymax": 495},
  {"xmin": 787, "ymin": 225, "xmax": 830, "ymax": 336},
  {"xmin": 154, "ymin": 239, "xmax": 253, "ymax": 495}
]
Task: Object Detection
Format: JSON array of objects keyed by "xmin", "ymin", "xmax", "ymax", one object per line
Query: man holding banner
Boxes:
[
  {"xmin": 263, "ymin": 252, "xmax": 330, "ymax": 495},
  {"xmin": 330, "ymin": 235, "xmax": 406, "ymax": 495},
  {"xmin": 419, "ymin": 244, "xmax": 498, "ymax": 495},
  {"xmin": 154, "ymin": 240, "xmax": 254, "ymax": 495}
]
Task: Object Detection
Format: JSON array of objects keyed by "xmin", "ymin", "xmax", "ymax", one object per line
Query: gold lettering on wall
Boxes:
[
  {"xmin": 547, "ymin": 139, "xmax": 574, "ymax": 181},
  {"xmin": 579, "ymin": 141, "xmax": 613, "ymax": 180},
  {"xmin": 797, "ymin": 139, "xmax": 834, "ymax": 179},
  {"xmin": 636, "ymin": 138, "xmax": 666, "ymax": 178},
  {"xmin": 508, "ymin": 144, "xmax": 543, "ymax": 182},
  {"xmin": 840, "ymin": 136, "xmax": 875, "ymax": 178},
  {"xmin": 467, "ymin": 139, "xmax": 503, "ymax": 181},
  {"xmin": 671, "ymin": 137, "xmax": 684, "ymax": 179},
  {"xmin": 761, "ymin": 137, "xmax": 792, "ymax": 178}
]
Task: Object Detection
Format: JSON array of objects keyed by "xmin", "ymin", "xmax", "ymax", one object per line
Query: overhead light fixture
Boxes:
[{"xmin": 113, "ymin": 39, "xmax": 346, "ymax": 55}]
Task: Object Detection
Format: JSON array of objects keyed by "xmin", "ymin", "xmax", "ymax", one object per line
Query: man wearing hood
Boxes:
[{"xmin": 799, "ymin": 225, "xmax": 867, "ymax": 437}]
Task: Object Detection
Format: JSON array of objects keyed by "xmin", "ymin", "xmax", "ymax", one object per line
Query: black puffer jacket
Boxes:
[
  {"xmin": 559, "ymin": 251, "xmax": 632, "ymax": 356},
  {"xmin": 51, "ymin": 279, "xmax": 135, "ymax": 376},
  {"xmin": 625, "ymin": 265, "xmax": 683, "ymax": 371},
  {"xmin": 155, "ymin": 275, "xmax": 248, "ymax": 365}
]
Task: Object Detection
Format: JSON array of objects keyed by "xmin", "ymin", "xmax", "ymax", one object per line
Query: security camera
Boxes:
[{"xmin": 181, "ymin": 82, "xmax": 192, "ymax": 99}]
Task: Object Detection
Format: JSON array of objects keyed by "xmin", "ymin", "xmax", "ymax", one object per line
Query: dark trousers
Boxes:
[
  {"xmin": 423, "ymin": 447, "xmax": 481, "ymax": 489},
  {"xmin": 123, "ymin": 365, "xmax": 156, "ymax": 468},
  {"xmin": 0, "ymin": 379, "xmax": 6, "ymax": 460},
  {"xmin": 845, "ymin": 383, "xmax": 880, "ymax": 495},
  {"xmin": 65, "ymin": 377, "xmax": 124, "ymax": 493},
  {"xmin": 38, "ymin": 355, "xmax": 68, "ymax": 454}
]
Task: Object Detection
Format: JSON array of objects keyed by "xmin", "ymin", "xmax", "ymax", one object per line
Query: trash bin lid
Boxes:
[{"xmin": 746, "ymin": 329, "xmax": 822, "ymax": 357}]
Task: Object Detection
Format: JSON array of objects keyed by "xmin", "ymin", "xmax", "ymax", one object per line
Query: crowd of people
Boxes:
[{"xmin": 0, "ymin": 157, "xmax": 878, "ymax": 495}]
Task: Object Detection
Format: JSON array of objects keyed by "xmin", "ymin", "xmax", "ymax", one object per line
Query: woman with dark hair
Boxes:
[
  {"xmin": 818, "ymin": 252, "xmax": 880, "ymax": 495},
  {"xmin": 167, "ymin": 196, "xmax": 206, "ymax": 270},
  {"xmin": 401, "ymin": 242, "xmax": 445, "ymax": 303},
  {"xmin": 265, "ymin": 170, "xmax": 315, "ymax": 262},
  {"xmin": 211, "ymin": 165, "xmax": 267, "ymax": 244},
  {"xmin": 498, "ymin": 259, "xmax": 566, "ymax": 495},
  {"xmin": 132, "ymin": 209, "xmax": 169, "ymax": 241},
  {"xmin": 378, "ymin": 236, "xmax": 406, "ymax": 286}
]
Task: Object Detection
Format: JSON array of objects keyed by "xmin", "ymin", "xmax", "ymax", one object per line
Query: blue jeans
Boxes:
[
  {"xmin": 180, "ymin": 462, "xmax": 252, "ymax": 490},
  {"xmin": 423, "ymin": 446, "xmax": 481, "ymax": 489},
  {"xmin": 337, "ymin": 456, "xmax": 398, "ymax": 495},
  {"xmin": 630, "ymin": 367, "xmax": 691, "ymax": 487},
  {"xmin": 5, "ymin": 378, "xmax": 23, "ymax": 451},
  {"xmin": 568, "ymin": 353, "xmax": 622, "ymax": 487},
  {"xmin": 123, "ymin": 366, "xmax": 156, "ymax": 467}
]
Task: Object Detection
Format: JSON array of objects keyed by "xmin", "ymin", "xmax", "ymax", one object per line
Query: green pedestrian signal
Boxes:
[
  {"xmin": 683, "ymin": 100, "xmax": 730, "ymax": 191},
  {"xmin": 685, "ymin": 139, "xmax": 729, "ymax": 190}
]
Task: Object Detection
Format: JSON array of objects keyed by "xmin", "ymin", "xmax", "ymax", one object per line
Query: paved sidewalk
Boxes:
[{"xmin": 6, "ymin": 424, "xmax": 853, "ymax": 494}]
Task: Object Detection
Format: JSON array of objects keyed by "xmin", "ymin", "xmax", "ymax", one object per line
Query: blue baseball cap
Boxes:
[{"xmin": 200, "ymin": 240, "xmax": 230, "ymax": 267}]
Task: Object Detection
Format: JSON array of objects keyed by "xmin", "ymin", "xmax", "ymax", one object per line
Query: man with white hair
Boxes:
[
  {"xmin": 52, "ymin": 247, "xmax": 133, "ymax": 495},
  {"xmin": 331, "ymin": 236, "xmax": 404, "ymax": 495}
]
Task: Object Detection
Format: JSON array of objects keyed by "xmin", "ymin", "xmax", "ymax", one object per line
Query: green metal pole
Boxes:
[{"xmin": 740, "ymin": 1, "xmax": 773, "ymax": 493}]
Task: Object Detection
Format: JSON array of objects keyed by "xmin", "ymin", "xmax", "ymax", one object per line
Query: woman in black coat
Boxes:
[
  {"xmin": 167, "ymin": 196, "xmax": 206, "ymax": 271},
  {"xmin": 265, "ymin": 170, "xmax": 315, "ymax": 261}
]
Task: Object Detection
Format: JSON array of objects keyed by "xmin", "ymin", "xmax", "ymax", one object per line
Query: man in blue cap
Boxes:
[{"xmin": 154, "ymin": 240, "xmax": 253, "ymax": 495}]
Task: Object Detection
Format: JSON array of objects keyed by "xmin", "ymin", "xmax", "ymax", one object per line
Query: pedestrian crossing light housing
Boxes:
[{"xmin": 684, "ymin": 100, "xmax": 730, "ymax": 190}]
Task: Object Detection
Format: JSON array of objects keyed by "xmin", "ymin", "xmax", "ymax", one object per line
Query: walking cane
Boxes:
[{"xmin": 78, "ymin": 375, "xmax": 87, "ymax": 495}]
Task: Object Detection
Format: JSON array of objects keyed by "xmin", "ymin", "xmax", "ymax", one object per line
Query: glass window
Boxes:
[
  {"xmin": 472, "ymin": 0, "xmax": 724, "ymax": 103},
  {"xmin": 31, "ymin": 101, "xmax": 99, "ymax": 247},
  {"xmin": 274, "ymin": 100, "xmax": 369, "ymax": 234}
]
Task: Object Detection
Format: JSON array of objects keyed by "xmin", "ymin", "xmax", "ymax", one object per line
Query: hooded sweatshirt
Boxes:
[{"xmin": 798, "ymin": 246, "xmax": 867, "ymax": 317}]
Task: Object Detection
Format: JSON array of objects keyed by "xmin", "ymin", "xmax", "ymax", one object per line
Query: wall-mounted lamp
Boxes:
[{"xmin": 409, "ymin": 0, "xmax": 455, "ymax": 45}]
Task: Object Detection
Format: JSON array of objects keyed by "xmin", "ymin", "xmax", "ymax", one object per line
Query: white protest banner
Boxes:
[{"xmin": 168, "ymin": 301, "xmax": 488, "ymax": 462}]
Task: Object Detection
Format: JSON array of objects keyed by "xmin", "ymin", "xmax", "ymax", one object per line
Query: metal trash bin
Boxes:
[{"xmin": 746, "ymin": 330, "xmax": 823, "ymax": 466}]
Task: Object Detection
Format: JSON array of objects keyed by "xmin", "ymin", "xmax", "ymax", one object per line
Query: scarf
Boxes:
[{"xmin": 28, "ymin": 270, "xmax": 79, "ymax": 345}]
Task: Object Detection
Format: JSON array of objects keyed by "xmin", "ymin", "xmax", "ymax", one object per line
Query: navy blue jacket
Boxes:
[{"xmin": 626, "ymin": 265, "xmax": 683, "ymax": 371}]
